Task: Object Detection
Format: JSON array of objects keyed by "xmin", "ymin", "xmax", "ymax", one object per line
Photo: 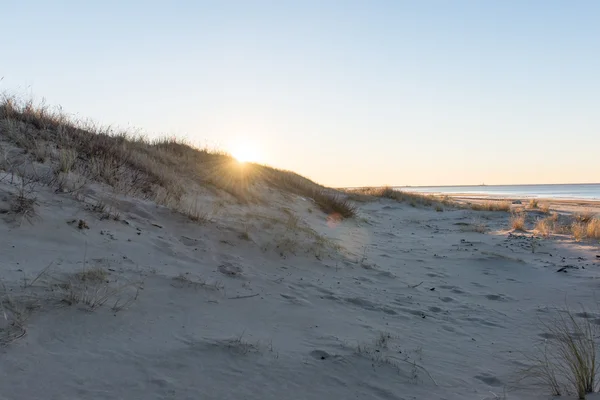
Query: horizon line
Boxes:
[{"xmin": 339, "ymin": 182, "xmax": 600, "ymax": 189}]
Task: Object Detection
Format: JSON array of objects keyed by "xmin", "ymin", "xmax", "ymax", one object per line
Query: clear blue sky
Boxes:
[{"xmin": 2, "ymin": 1, "xmax": 599, "ymax": 187}]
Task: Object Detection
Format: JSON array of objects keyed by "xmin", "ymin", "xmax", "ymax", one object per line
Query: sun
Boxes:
[{"xmin": 230, "ymin": 140, "xmax": 261, "ymax": 163}]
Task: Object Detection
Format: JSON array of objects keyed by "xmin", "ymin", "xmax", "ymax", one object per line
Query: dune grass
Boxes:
[
  {"xmin": 575, "ymin": 212, "xmax": 596, "ymax": 224},
  {"xmin": 0, "ymin": 95, "xmax": 355, "ymax": 219},
  {"xmin": 535, "ymin": 213, "xmax": 563, "ymax": 237},
  {"xmin": 534, "ymin": 211, "xmax": 600, "ymax": 241},
  {"xmin": 524, "ymin": 308, "xmax": 598, "ymax": 399},
  {"xmin": 462, "ymin": 222, "xmax": 487, "ymax": 233},
  {"xmin": 528, "ymin": 199, "xmax": 539, "ymax": 209},
  {"xmin": 76, "ymin": 267, "xmax": 108, "ymax": 283},
  {"xmin": 572, "ymin": 218, "xmax": 600, "ymax": 241},
  {"xmin": 346, "ymin": 186, "xmax": 445, "ymax": 208},
  {"xmin": 0, "ymin": 286, "xmax": 32, "ymax": 346},
  {"xmin": 470, "ymin": 201, "xmax": 511, "ymax": 212},
  {"xmin": 510, "ymin": 213, "xmax": 526, "ymax": 231},
  {"xmin": 346, "ymin": 187, "xmax": 519, "ymax": 214}
]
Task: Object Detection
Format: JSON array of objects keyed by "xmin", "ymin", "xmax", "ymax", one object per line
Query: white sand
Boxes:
[{"xmin": 1, "ymin": 178, "xmax": 599, "ymax": 399}]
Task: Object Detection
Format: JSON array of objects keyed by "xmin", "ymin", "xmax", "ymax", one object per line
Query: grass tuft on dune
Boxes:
[{"xmin": 345, "ymin": 186, "xmax": 444, "ymax": 208}]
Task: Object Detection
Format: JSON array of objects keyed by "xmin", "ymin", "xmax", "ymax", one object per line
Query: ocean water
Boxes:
[{"xmin": 397, "ymin": 184, "xmax": 600, "ymax": 200}]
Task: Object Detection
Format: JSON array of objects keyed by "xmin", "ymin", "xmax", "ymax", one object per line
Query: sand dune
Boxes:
[
  {"xmin": 2, "ymin": 177, "xmax": 600, "ymax": 399},
  {"xmin": 1, "ymin": 102, "xmax": 600, "ymax": 399}
]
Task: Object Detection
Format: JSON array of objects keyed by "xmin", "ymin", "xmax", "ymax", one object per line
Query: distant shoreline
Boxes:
[
  {"xmin": 342, "ymin": 183, "xmax": 600, "ymax": 189},
  {"xmin": 445, "ymin": 194, "xmax": 600, "ymax": 204},
  {"xmin": 341, "ymin": 183, "xmax": 600, "ymax": 202},
  {"xmin": 396, "ymin": 183, "xmax": 600, "ymax": 202},
  {"xmin": 410, "ymin": 193, "xmax": 600, "ymax": 202},
  {"xmin": 395, "ymin": 183, "xmax": 600, "ymax": 189}
]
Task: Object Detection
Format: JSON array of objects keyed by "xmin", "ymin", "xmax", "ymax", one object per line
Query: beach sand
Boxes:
[{"xmin": 1, "ymin": 175, "xmax": 599, "ymax": 399}]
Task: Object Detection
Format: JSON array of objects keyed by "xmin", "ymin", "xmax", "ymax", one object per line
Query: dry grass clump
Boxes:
[
  {"xmin": 0, "ymin": 95, "xmax": 356, "ymax": 219},
  {"xmin": 535, "ymin": 213, "xmax": 566, "ymax": 237},
  {"xmin": 470, "ymin": 201, "xmax": 511, "ymax": 212},
  {"xmin": 355, "ymin": 332, "xmax": 437, "ymax": 385},
  {"xmin": 572, "ymin": 223, "xmax": 587, "ymax": 241},
  {"xmin": 75, "ymin": 267, "xmax": 108, "ymax": 283},
  {"xmin": 584, "ymin": 218, "xmax": 600, "ymax": 239},
  {"xmin": 0, "ymin": 280, "xmax": 42, "ymax": 346},
  {"xmin": 534, "ymin": 212, "xmax": 600, "ymax": 242},
  {"xmin": 220, "ymin": 332, "xmax": 260, "ymax": 355},
  {"xmin": 529, "ymin": 199, "xmax": 539, "ymax": 209},
  {"xmin": 570, "ymin": 212, "xmax": 600, "ymax": 242},
  {"xmin": 183, "ymin": 197, "xmax": 210, "ymax": 223},
  {"xmin": 572, "ymin": 218, "xmax": 600, "ymax": 242},
  {"xmin": 575, "ymin": 212, "xmax": 596, "ymax": 224},
  {"xmin": 4, "ymin": 175, "xmax": 40, "ymax": 225},
  {"xmin": 461, "ymin": 222, "xmax": 487, "ymax": 233},
  {"xmin": 523, "ymin": 308, "xmax": 598, "ymax": 399},
  {"xmin": 346, "ymin": 186, "xmax": 445, "ymax": 209},
  {"xmin": 540, "ymin": 203, "xmax": 550, "ymax": 214},
  {"xmin": 357, "ymin": 186, "xmax": 399, "ymax": 199},
  {"xmin": 1, "ymin": 96, "xmax": 184, "ymax": 203},
  {"xmin": 58, "ymin": 149, "xmax": 77, "ymax": 173},
  {"xmin": 310, "ymin": 190, "xmax": 356, "ymax": 218},
  {"xmin": 0, "ymin": 290, "xmax": 34, "ymax": 346},
  {"xmin": 16, "ymin": 262, "xmax": 140, "ymax": 312},
  {"xmin": 263, "ymin": 169, "xmax": 356, "ymax": 218},
  {"xmin": 10, "ymin": 187, "xmax": 36, "ymax": 217},
  {"xmin": 535, "ymin": 217, "xmax": 553, "ymax": 237},
  {"xmin": 510, "ymin": 212, "xmax": 526, "ymax": 231},
  {"xmin": 60, "ymin": 273, "xmax": 141, "ymax": 311},
  {"xmin": 89, "ymin": 199, "xmax": 121, "ymax": 221}
]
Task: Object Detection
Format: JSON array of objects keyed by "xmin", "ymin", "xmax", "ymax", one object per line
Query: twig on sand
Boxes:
[
  {"xmin": 24, "ymin": 261, "xmax": 54, "ymax": 288},
  {"xmin": 397, "ymin": 359, "xmax": 438, "ymax": 386},
  {"xmin": 409, "ymin": 281, "xmax": 423, "ymax": 289},
  {"xmin": 228, "ymin": 293, "xmax": 260, "ymax": 300}
]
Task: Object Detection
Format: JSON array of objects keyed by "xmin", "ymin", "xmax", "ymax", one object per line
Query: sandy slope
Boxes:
[{"xmin": 1, "ymin": 179, "xmax": 599, "ymax": 400}]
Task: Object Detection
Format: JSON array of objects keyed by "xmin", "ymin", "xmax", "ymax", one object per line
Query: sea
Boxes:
[{"xmin": 397, "ymin": 184, "xmax": 600, "ymax": 201}]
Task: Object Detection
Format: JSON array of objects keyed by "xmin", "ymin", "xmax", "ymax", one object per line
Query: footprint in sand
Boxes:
[
  {"xmin": 310, "ymin": 350, "xmax": 331, "ymax": 360},
  {"xmin": 440, "ymin": 297, "xmax": 455, "ymax": 303},
  {"xmin": 179, "ymin": 235, "xmax": 200, "ymax": 247},
  {"xmin": 398, "ymin": 307, "xmax": 427, "ymax": 318},
  {"xmin": 344, "ymin": 297, "xmax": 398, "ymax": 315},
  {"xmin": 463, "ymin": 317, "xmax": 502, "ymax": 328},
  {"xmin": 484, "ymin": 294, "xmax": 507, "ymax": 301},
  {"xmin": 575, "ymin": 312, "xmax": 597, "ymax": 319},
  {"xmin": 474, "ymin": 373, "xmax": 503, "ymax": 387},
  {"xmin": 152, "ymin": 238, "xmax": 189, "ymax": 259},
  {"xmin": 218, "ymin": 262, "xmax": 243, "ymax": 277},
  {"xmin": 280, "ymin": 293, "xmax": 311, "ymax": 306},
  {"xmin": 376, "ymin": 271, "xmax": 395, "ymax": 279}
]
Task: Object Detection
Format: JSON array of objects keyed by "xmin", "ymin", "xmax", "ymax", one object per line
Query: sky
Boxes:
[{"xmin": 2, "ymin": 0, "xmax": 599, "ymax": 187}]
